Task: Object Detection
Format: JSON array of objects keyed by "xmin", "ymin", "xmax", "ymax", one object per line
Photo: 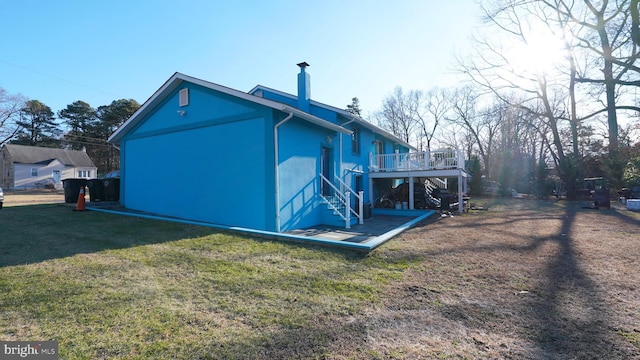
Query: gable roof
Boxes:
[
  {"xmin": 249, "ymin": 85, "xmax": 417, "ymax": 151},
  {"xmin": 3, "ymin": 144, "xmax": 96, "ymax": 167},
  {"xmin": 108, "ymin": 72, "xmax": 351, "ymax": 143}
]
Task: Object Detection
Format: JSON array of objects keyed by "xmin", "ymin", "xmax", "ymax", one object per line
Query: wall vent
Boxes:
[{"xmin": 179, "ymin": 88, "xmax": 189, "ymax": 107}]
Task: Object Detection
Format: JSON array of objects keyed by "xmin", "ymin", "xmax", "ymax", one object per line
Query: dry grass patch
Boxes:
[{"xmin": 352, "ymin": 200, "xmax": 640, "ymax": 359}]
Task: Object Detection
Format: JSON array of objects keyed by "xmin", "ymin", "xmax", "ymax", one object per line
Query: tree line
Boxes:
[
  {"xmin": 373, "ymin": 0, "xmax": 640, "ymax": 199},
  {"xmin": 0, "ymin": 89, "xmax": 139, "ymax": 175}
]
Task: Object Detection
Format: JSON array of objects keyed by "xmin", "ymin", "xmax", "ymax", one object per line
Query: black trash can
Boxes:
[
  {"xmin": 87, "ymin": 179, "xmax": 105, "ymax": 202},
  {"xmin": 593, "ymin": 188, "xmax": 610, "ymax": 209},
  {"xmin": 441, "ymin": 194, "xmax": 451, "ymax": 211},
  {"xmin": 363, "ymin": 203, "xmax": 372, "ymax": 219},
  {"xmin": 433, "ymin": 188, "xmax": 452, "ymax": 211},
  {"xmin": 103, "ymin": 178, "xmax": 120, "ymax": 201},
  {"xmin": 62, "ymin": 178, "xmax": 88, "ymax": 203}
]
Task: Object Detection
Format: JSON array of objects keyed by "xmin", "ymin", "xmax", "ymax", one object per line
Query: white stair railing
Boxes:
[
  {"xmin": 334, "ymin": 176, "xmax": 364, "ymax": 225},
  {"xmin": 319, "ymin": 174, "xmax": 364, "ymax": 228}
]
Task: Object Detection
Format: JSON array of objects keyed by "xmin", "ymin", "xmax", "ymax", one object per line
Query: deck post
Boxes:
[
  {"xmin": 369, "ymin": 177, "xmax": 374, "ymax": 207},
  {"xmin": 409, "ymin": 177, "xmax": 414, "ymax": 210},
  {"xmin": 394, "ymin": 149, "xmax": 400, "ymax": 171},
  {"xmin": 345, "ymin": 191, "xmax": 351, "ymax": 229},
  {"xmin": 425, "ymin": 150, "xmax": 430, "ymax": 169},
  {"xmin": 358, "ymin": 191, "xmax": 364, "ymax": 224},
  {"xmin": 458, "ymin": 173, "xmax": 464, "ymax": 214}
]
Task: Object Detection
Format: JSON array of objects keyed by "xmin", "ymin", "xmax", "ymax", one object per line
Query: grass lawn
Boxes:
[
  {"xmin": 0, "ymin": 204, "xmax": 412, "ymax": 359},
  {"xmin": 1, "ymin": 199, "xmax": 639, "ymax": 359}
]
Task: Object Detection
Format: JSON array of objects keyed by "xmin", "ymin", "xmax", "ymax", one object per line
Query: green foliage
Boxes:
[
  {"xmin": 623, "ymin": 157, "xmax": 640, "ymax": 186},
  {"xmin": 96, "ymin": 99, "xmax": 140, "ymax": 135},
  {"xmin": 346, "ymin": 97, "xmax": 362, "ymax": 117},
  {"xmin": 535, "ymin": 157, "xmax": 548, "ymax": 197},
  {"xmin": 468, "ymin": 156, "xmax": 483, "ymax": 196},
  {"xmin": 12, "ymin": 99, "xmax": 61, "ymax": 147},
  {"xmin": 603, "ymin": 149, "xmax": 627, "ymax": 189},
  {"xmin": 58, "ymin": 101, "xmax": 97, "ymax": 150}
]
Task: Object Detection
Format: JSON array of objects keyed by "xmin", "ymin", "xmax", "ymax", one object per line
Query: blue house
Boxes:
[{"xmin": 108, "ymin": 63, "xmax": 467, "ymax": 233}]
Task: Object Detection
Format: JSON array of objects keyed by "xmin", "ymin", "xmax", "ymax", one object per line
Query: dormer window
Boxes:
[{"xmin": 179, "ymin": 88, "xmax": 189, "ymax": 107}]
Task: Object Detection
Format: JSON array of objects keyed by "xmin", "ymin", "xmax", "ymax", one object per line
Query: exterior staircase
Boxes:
[
  {"xmin": 319, "ymin": 174, "xmax": 363, "ymax": 229},
  {"xmin": 425, "ymin": 178, "xmax": 447, "ymax": 208}
]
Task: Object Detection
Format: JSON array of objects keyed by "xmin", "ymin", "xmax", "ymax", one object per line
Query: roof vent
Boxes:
[{"xmin": 179, "ymin": 88, "xmax": 189, "ymax": 107}]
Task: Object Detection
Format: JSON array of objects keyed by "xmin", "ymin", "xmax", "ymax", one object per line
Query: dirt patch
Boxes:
[
  {"xmin": 352, "ymin": 200, "xmax": 640, "ymax": 359},
  {"xmin": 3, "ymin": 189, "xmax": 66, "ymax": 206}
]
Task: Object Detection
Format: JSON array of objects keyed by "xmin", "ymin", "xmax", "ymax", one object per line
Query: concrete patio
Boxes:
[{"xmin": 86, "ymin": 204, "xmax": 436, "ymax": 251}]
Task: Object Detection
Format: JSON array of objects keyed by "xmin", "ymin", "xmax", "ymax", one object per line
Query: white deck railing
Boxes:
[{"xmin": 369, "ymin": 148, "xmax": 464, "ymax": 172}]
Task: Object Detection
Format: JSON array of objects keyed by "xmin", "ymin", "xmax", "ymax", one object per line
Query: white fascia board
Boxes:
[
  {"xmin": 108, "ymin": 73, "xmax": 183, "ymax": 143},
  {"xmin": 109, "ymin": 73, "xmax": 350, "ymax": 143}
]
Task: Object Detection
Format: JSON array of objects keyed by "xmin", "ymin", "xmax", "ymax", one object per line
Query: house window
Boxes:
[
  {"xmin": 79, "ymin": 170, "xmax": 92, "ymax": 178},
  {"xmin": 179, "ymin": 88, "xmax": 189, "ymax": 107},
  {"xmin": 31, "ymin": 168, "xmax": 38, "ymax": 177},
  {"xmin": 351, "ymin": 126, "xmax": 360, "ymax": 155}
]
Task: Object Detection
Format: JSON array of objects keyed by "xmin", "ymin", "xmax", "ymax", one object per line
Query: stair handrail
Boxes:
[
  {"xmin": 334, "ymin": 176, "xmax": 364, "ymax": 225},
  {"xmin": 319, "ymin": 173, "xmax": 349, "ymax": 223},
  {"xmin": 319, "ymin": 174, "xmax": 364, "ymax": 228}
]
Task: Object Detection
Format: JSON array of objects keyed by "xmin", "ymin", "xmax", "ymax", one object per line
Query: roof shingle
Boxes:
[{"xmin": 3, "ymin": 144, "xmax": 96, "ymax": 167}]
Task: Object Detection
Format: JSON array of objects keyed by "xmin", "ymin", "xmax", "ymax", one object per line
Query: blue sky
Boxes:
[{"xmin": 0, "ymin": 1, "xmax": 479, "ymax": 119}]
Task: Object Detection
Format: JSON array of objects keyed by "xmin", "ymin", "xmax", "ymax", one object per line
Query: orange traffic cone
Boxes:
[{"xmin": 75, "ymin": 187, "xmax": 86, "ymax": 211}]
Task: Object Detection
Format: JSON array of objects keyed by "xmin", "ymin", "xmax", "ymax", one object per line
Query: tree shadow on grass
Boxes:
[
  {"xmin": 523, "ymin": 207, "xmax": 624, "ymax": 358},
  {"xmin": 386, "ymin": 205, "xmax": 639, "ymax": 358},
  {"xmin": 0, "ymin": 204, "xmax": 369, "ymax": 268},
  {"xmin": 0, "ymin": 204, "xmax": 220, "ymax": 268}
]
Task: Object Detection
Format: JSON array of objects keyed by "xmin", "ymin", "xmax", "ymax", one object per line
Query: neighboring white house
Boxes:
[{"xmin": 0, "ymin": 144, "xmax": 97, "ymax": 189}]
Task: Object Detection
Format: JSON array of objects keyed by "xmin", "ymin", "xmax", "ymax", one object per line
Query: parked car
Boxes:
[
  {"xmin": 0, "ymin": 186, "xmax": 4, "ymax": 209},
  {"xmin": 102, "ymin": 170, "xmax": 120, "ymax": 179},
  {"xmin": 483, "ymin": 180, "xmax": 516, "ymax": 197}
]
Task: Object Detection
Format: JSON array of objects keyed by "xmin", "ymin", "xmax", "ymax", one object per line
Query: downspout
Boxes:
[
  {"xmin": 274, "ymin": 110, "xmax": 294, "ymax": 233},
  {"xmin": 340, "ymin": 118, "xmax": 357, "ymax": 180}
]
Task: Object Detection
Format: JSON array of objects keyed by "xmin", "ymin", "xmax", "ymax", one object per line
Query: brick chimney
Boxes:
[{"xmin": 297, "ymin": 62, "xmax": 310, "ymax": 112}]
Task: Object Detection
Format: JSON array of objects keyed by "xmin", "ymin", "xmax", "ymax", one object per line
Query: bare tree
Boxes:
[
  {"xmin": 414, "ymin": 88, "xmax": 449, "ymax": 152},
  {"xmin": 446, "ymin": 86, "xmax": 503, "ymax": 179},
  {"xmin": 460, "ymin": 0, "xmax": 589, "ymax": 197},
  {"xmin": 0, "ymin": 88, "xmax": 27, "ymax": 146},
  {"xmin": 377, "ymin": 87, "xmax": 419, "ymax": 145},
  {"xmin": 547, "ymin": 0, "xmax": 640, "ymax": 152}
]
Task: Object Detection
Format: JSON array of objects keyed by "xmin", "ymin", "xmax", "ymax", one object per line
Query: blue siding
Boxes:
[
  {"xmin": 120, "ymin": 84, "xmax": 276, "ymax": 231},
  {"xmin": 134, "ymin": 84, "xmax": 258, "ymax": 135},
  {"xmin": 260, "ymin": 91, "xmax": 297, "ymax": 108},
  {"xmin": 116, "ymin": 77, "xmax": 412, "ymax": 232},
  {"xmin": 259, "ymin": 91, "xmax": 338, "ymax": 125},
  {"xmin": 277, "ymin": 120, "xmax": 336, "ymax": 231}
]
